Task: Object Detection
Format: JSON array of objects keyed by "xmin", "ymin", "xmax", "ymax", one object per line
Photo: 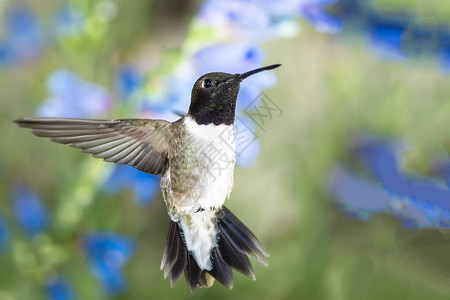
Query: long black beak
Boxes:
[{"xmin": 237, "ymin": 64, "xmax": 281, "ymax": 81}]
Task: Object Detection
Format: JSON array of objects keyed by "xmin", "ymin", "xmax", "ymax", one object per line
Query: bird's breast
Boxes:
[{"xmin": 162, "ymin": 117, "xmax": 236, "ymax": 218}]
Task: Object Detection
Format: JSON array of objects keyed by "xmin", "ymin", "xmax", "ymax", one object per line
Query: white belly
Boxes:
[{"xmin": 183, "ymin": 116, "xmax": 236, "ymax": 210}]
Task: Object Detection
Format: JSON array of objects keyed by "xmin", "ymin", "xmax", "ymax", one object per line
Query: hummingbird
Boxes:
[{"xmin": 15, "ymin": 64, "xmax": 281, "ymax": 293}]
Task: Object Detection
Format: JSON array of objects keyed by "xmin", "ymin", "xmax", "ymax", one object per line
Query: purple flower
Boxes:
[
  {"xmin": 11, "ymin": 181, "xmax": 48, "ymax": 236},
  {"xmin": 45, "ymin": 276, "xmax": 75, "ymax": 300},
  {"xmin": 328, "ymin": 136, "xmax": 450, "ymax": 229},
  {"xmin": 0, "ymin": 5, "xmax": 43, "ymax": 67},
  {"xmin": 37, "ymin": 70, "xmax": 113, "ymax": 118},
  {"xmin": 102, "ymin": 165, "xmax": 160, "ymax": 207},
  {"xmin": 83, "ymin": 232, "xmax": 135, "ymax": 296},
  {"xmin": 0, "ymin": 214, "xmax": 10, "ymax": 249}
]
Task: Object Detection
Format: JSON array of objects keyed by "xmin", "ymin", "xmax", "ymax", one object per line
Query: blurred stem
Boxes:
[{"xmin": 55, "ymin": 159, "xmax": 112, "ymax": 234}]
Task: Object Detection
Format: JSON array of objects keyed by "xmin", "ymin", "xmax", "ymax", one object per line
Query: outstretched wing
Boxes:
[{"xmin": 15, "ymin": 117, "xmax": 173, "ymax": 175}]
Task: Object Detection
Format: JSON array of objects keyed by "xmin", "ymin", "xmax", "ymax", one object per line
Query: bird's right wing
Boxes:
[{"xmin": 15, "ymin": 117, "xmax": 174, "ymax": 175}]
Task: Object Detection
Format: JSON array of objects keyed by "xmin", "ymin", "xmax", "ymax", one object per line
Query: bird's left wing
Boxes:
[{"xmin": 15, "ymin": 117, "xmax": 174, "ymax": 175}]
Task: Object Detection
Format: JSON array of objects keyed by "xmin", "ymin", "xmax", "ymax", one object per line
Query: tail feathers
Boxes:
[
  {"xmin": 160, "ymin": 221, "xmax": 186, "ymax": 286},
  {"xmin": 185, "ymin": 252, "xmax": 202, "ymax": 292},
  {"xmin": 208, "ymin": 248, "xmax": 233, "ymax": 288},
  {"xmin": 220, "ymin": 206, "xmax": 269, "ymax": 266},
  {"xmin": 217, "ymin": 224, "xmax": 255, "ymax": 280},
  {"xmin": 160, "ymin": 206, "xmax": 268, "ymax": 293}
]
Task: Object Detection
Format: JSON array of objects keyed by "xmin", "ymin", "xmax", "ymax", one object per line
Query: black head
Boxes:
[{"xmin": 187, "ymin": 64, "xmax": 281, "ymax": 125}]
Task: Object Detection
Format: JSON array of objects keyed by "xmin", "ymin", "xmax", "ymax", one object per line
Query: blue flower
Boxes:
[
  {"xmin": 198, "ymin": 0, "xmax": 341, "ymax": 38},
  {"xmin": 329, "ymin": 136, "xmax": 450, "ymax": 229},
  {"xmin": 140, "ymin": 77, "xmax": 182, "ymax": 115},
  {"xmin": 115, "ymin": 66, "xmax": 143, "ymax": 101},
  {"xmin": 83, "ymin": 232, "xmax": 136, "ymax": 296},
  {"xmin": 192, "ymin": 42, "xmax": 266, "ymax": 75},
  {"xmin": 329, "ymin": 167, "xmax": 450, "ymax": 229},
  {"xmin": 234, "ymin": 115, "xmax": 261, "ymax": 167},
  {"xmin": 301, "ymin": 1, "xmax": 341, "ymax": 34},
  {"xmin": 259, "ymin": 0, "xmax": 303, "ymax": 17},
  {"xmin": 0, "ymin": 5, "xmax": 43, "ymax": 67},
  {"xmin": 0, "ymin": 213, "xmax": 10, "ymax": 249},
  {"xmin": 53, "ymin": 5, "xmax": 85, "ymax": 39},
  {"xmin": 369, "ymin": 22, "xmax": 407, "ymax": 60},
  {"xmin": 355, "ymin": 138, "xmax": 450, "ymax": 210},
  {"xmin": 440, "ymin": 47, "xmax": 450, "ymax": 73},
  {"xmin": 102, "ymin": 165, "xmax": 160, "ymax": 207},
  {"xmin": 0, "ymin": 41, "xmax": 15, "ymax": 67},
  {"xmin": 45, "ymin": 276, "xmax": 75, "ymax": 300},
  {"xmin": 329, "ymin": 167, "xmax": 391, "ymax": 221},
  {"xmin": 37, "ymin": 70, "xmax": 113, "ymax": 118},
  {"xmin": 11, "ymin": 181, "xmax": 48, "ymax": 236},
  {"xmin": 198, "ymin": 0, "xmax": 271, "ymax": 37}
]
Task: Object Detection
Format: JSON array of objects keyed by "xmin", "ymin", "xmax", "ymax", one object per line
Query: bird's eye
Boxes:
[{"xmin": 202, "ymin": 79, "xmax": 214, "ymax": 88}]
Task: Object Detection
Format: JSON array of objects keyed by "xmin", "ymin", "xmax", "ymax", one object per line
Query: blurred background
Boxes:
[{"xmin": 1, "ymin": 0, "xmax": 450, "ymax": 299}]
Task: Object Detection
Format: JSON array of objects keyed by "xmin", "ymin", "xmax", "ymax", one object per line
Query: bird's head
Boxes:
[{"xmin": 187, "ymin": 64, "xmax": 281, "ymax": 125}]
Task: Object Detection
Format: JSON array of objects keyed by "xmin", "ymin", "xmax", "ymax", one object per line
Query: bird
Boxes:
[{"xmin": 15, "ymin": 64, "xmax": 281, "ymax": 293}]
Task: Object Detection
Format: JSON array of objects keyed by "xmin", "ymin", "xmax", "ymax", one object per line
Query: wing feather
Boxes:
[{"xmin": 15, "ymin": 117, "xmax": 173, "ymax": 175}]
